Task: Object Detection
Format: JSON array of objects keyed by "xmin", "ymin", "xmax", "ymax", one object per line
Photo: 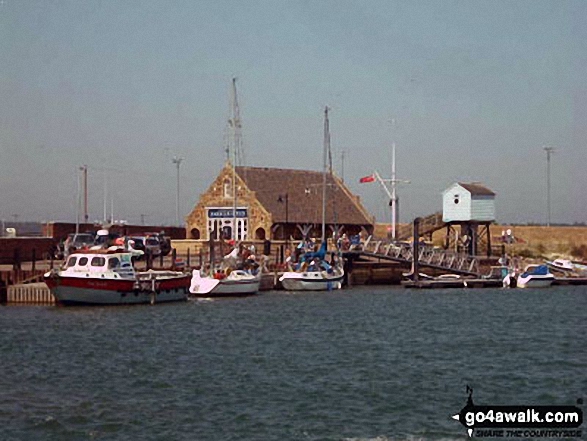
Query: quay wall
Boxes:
[
  {"xmin": 0, "ymin": 238, "xmax": 57, "ymax": 265},
  {"xmin": 6, "ymin": 283, "xmax": 54, "ymax": 305}
]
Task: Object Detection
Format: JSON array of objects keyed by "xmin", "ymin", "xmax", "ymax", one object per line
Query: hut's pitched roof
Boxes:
[
  {"xmin": 457, "ymin": 182, "xmax": 496, "ymax": 196},
  {"xmin": 235, "ymin": 166, "xmax": 373, "ymax": 226}
]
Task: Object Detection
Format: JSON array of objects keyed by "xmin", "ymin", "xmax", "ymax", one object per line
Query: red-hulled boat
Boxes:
[{"xmin": 44, "ymin": 248, "xmax": 190, "ymax": 306}]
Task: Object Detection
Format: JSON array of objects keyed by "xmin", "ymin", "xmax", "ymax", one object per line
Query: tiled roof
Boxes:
[
  {"xmin": 235, "ymin": 166, "xmax": 373, "ymax": 226},
  {"xmin": 458, "ymin": 182, "xmax": 496, "ymax": 196}
]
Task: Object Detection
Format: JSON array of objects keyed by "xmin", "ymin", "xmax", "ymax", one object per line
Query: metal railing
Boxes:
[{"xmin": 359, "ymin": 238, "xmax": 479, "ymax": 275}]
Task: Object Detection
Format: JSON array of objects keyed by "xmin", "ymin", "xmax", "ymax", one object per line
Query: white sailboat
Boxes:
[
  {"xmin": 279, "ymin": 107, "xmax": 344, "ymax": 291},
  {"xmin": 189, "ymin": 78, "xmax": 260, "ymax": 297}
]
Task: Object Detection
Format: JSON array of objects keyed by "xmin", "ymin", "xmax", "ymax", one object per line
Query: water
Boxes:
[{"xmin": 1, "ymin": 286, "xmax": 585, "ymax": 441}]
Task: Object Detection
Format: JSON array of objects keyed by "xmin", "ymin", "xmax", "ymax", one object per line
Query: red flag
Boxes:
[{"xmin": 359, "ymin": 174, "xmax": 375, "ymax": 183}]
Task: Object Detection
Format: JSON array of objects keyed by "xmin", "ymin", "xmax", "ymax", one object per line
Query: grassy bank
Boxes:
[{"xmin": 375, "ymin": 223, "xmax": 587, "ymax": 261}]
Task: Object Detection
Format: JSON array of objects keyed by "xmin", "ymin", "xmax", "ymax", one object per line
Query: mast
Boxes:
[
  {"xmin": 103, "ymin": 170, "xmax": 107, "ymax": 224},
  {"xmin": 81, "ymin": 165, "xmax": 88, "ymax": 223},
  {"xmin": 391, "ymin": 141, "xmax": 397, "ymax": 240},
  {"xmin": 75, "ymin": 167, "xmax": 81, "ymax": 234},
  {"xmin": 322, "ymin": 106, "xmax": 330, "ymax": 243},
  {"xmin": 229, "ymin": 77, "xmax": 242, "ymax": 241}
]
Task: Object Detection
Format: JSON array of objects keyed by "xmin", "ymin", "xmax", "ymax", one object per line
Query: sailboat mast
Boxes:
[
  {"xmin": 391, "ymin": 141, "xmax": 397, "ymax": 241},
  {"xmin": 230, "ymin": 77, "xmax": 242, "ymax": 242},
  {"xmin": 75, "ymin": 167, "xmax": 81, "ymax": 234},
  {"xmin": 322, "ymin": 106, "xmax": 330, "ymax": 243}
]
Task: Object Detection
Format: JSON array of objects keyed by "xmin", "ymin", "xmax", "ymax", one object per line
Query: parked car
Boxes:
[
  {"xmin": 56, "ymin": 233, "xmax": 95, "ymax": 259},
  {"xmin": 143, "ymin": 235, "xmax": 162, "ymax": 256},
  {"xmin": 128, "ymin": 237, "xmax": 146, "ymax": 253},
  {"xmin": 157, "ymin": 234, "xmax": 172, "ymax": 256},
  {"xmin": 141, "ymin": 232, "xmax": 172, "ymax": 257},
  {"xmin": 94, "ymin": 230, "xmax": 121, "ymax": 248}
]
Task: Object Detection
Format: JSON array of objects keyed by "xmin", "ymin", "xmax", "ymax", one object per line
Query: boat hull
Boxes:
[
  {"xmin": 204, "ymin": 279, "xmax": 260, "ymax": 297},
  {"xmin": 516, "ymin": 276, "xmax": 555, "ymax": 289},
  {"xmin": 280, "ymin": 272, "xmax": 343, "ymax": 291},
  {"xmin": 189, "ymin": 269, "xmax": 260, "ymax": 297},
  {"xmin": 44, "ymin": 274, "xmax": 190, "ymax": 305},
  {"xmin": 190, "ymin": 278, "xmax": 260, "ymax": 297}
]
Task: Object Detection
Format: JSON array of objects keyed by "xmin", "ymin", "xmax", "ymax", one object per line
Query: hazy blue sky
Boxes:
[{"xmin": 1, "ymin": 0, "xmax": 585, "ymax": 226}]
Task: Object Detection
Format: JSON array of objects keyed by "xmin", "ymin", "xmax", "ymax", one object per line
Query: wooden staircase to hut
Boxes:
[{"xmin": 396, "ymin": 212, "xmax": 446, "ymax": 241}]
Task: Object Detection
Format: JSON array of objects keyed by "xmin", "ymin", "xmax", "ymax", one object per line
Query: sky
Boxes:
[{"xmin": 1, "ymin": 0, "xmax": 586, "ymax": 226}]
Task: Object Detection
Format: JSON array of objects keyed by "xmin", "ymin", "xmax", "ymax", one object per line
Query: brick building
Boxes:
[{"xmin": 186, "ymin": 163, "xmax": 374, "ymax": 241}]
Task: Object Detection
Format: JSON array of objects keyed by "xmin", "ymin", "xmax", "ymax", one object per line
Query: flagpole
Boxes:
[{"xmin": 361, "ymin": 169, "xmax": 410, "ymax": 241}]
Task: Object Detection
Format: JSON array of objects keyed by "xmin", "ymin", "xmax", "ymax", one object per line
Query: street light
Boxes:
[
  {"xmin": 278, "ymin": 193, "xmax": 289, "ymax": 247},
  {"xmin": 544, "ymin": 146, "xmax": 556, "ymax": 227},
  {"xmin": 171, "ymin": 156, "xmax": 183, "ymax": 227}
]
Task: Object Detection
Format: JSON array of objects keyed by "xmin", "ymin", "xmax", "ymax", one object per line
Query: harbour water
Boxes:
[{"xmin": 1, "ymin": 286, "xmax": 585, "ymax": 440}]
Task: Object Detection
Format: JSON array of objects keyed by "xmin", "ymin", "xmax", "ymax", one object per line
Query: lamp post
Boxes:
[
  {"xmin": 544, "ymin": 146, "xmax": 555, "ymax": 227},
  {"xmin": 172, "ymin": 156, "xmax": 183, "ymax": 226},
  {"xmin": 79, "ymin": 165, "xmax": 88, "ymax": 223},
  {"xmin": 278, "ymin": 193, "xmax": 289, "ymax": 247}
]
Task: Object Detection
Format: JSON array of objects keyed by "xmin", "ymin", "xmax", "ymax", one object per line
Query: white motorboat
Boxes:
[
  {"xmin": 546, "ymin": 258, "xmax": 587, "ymax": 275},
  {"xmin": 44, "ymin": 248, "xmax": 190, "ymax": 306},
  {"xmin": 516, "ymin": 264, "xmax": 555, "ymax": 288},
  {"xmin": 189, "ymin": 269, "xmax": 260, "ymax": 297}
]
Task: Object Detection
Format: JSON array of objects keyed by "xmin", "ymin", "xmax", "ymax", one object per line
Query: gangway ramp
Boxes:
[{"xmin": 348, "ymin": 236, "xmax": 480, "ymax": 277}]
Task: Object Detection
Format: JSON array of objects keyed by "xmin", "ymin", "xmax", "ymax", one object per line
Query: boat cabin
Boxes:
[{"xmin": 63, "ymin": 250, "xmax": 135, "ymax": 277}]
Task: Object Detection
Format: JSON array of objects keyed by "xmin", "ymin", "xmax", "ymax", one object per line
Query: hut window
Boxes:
[
  {"xmin": 223, "ymin": 179, "xmax": 232, "ymax": 198},
  {"xmin": 454, "ymin": 194, "xmax": 460, "ymax": 204}
]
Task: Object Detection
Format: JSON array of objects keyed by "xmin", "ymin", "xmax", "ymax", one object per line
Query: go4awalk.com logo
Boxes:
[{"xmin": 451, "ymin": 386, "xmax": 583, "ymax": 438}]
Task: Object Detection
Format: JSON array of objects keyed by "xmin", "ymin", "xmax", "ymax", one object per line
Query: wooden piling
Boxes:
[{"xmin": 411, "ymin": 217, "xmax": 421, "ymax": 282}]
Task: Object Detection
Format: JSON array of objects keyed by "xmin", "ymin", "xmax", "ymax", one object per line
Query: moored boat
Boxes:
[
  {"xmin": 189, "ymin": 269, "xmax": 260, "ymax": 297},
  {"xmin": 279, "ymin": 107, "xmax": 345, "ymax": 292},
  {"xmin": 546, "ymin": 258, "xmax": 587, "ymax": 275},
  {"xmin": 279, "ymin": 241, "xmax": 344, "ymax": 291},
  {"xmin": 516, "ymin": 264, "xmax": 555, "ymax": 288},
  {"xmin": 44, "ymin": 249, "xmax": 190, "ymax": 305},
  {"xmin": 279, "ymin": 265, "xmax": 344, "ymax": 291}
]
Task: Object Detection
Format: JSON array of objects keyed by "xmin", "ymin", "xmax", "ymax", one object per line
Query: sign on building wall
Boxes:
[
  {"xmin": 206, "ymin": 207, "xmax": 249, "ymax": 240},
  {"xmin": 207, "ymin": 208, "xmax": 248, "ymax": 219}
]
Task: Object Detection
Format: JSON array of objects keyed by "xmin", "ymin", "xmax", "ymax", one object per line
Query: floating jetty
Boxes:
[{"xmin": 402, "ymin": 278, "xmax": 503, "ymax": 289}]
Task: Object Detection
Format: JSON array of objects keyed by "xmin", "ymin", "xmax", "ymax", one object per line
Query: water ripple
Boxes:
[{"xmin": 1, "ymin": 286, "xmax": 585, "ymax": 440}]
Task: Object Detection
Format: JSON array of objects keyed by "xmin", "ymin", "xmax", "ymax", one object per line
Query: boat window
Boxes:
[
  {"xmin": 66, "ymin": 256, "xmax": 77, "ymax": 268},
  {"xmin": 108, "ymin": 257, "xmax": 120, "ymax": 269},
  {"xmin": 78, "ymin": 257, "xmax": 89, "ymax": 266},
  {"xmin": 91, "ymin": 257, "xmax": 106, "ymax": 267}
]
